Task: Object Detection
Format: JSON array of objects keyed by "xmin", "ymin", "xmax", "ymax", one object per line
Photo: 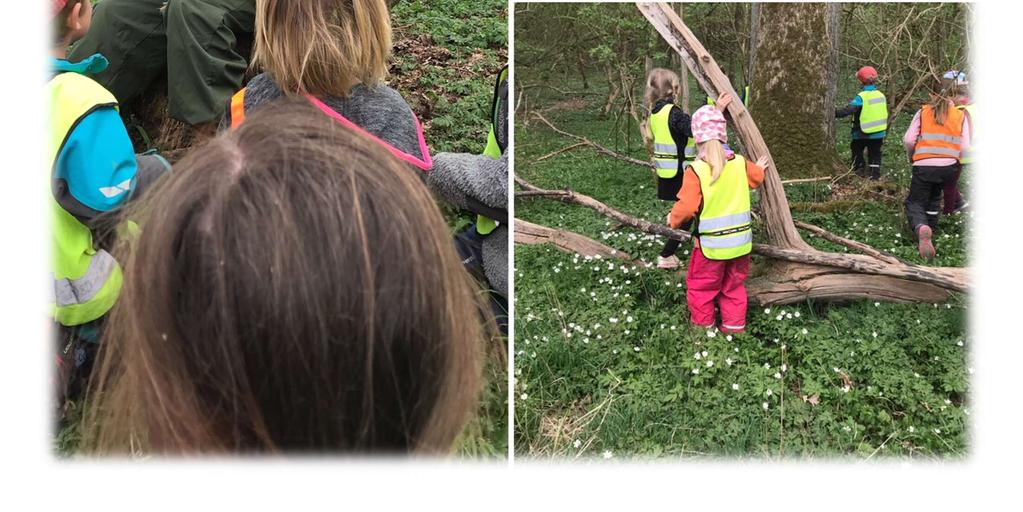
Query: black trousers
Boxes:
[
  {"xmin": 851, "ymin": 138, "xmax": 884, "ymax": 179},
  {"xmin": 905, "ymin": 164, "xmax": 961, "ymax": 231}
]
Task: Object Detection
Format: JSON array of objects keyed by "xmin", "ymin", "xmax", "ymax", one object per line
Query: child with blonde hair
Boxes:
[
  {"xmin": 645, "ymin": 68, "xmax": 695, "ymax": 269},
  {"xmin": 668, "ymin": 96, "xmax": 768, "ymax": 333},
  {"xmin": 82, "ymin": 100, "xmax": 488, "ymax": 454},
  {"xmin": 223, "ymin": 0, "xmax": 431, "ymax": 171}
]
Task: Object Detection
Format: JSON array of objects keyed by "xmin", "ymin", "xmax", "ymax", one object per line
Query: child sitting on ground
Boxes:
[
  {"xmin": 50, "ymin": 0, "xmax": 170, "ymax": 409},
  {"xmin": 81, "ymin": 100, "xmax": 489, "ymax": 454},
  {"xmin": 645, "ymin": 68, "xmax": 696, "ymax": 270},
  {"xmin": 667, "ymin": 97, "xmax": 768, "ymax": 334},
  {"xmin": 222, "ymin": 0, "xmax": 431, "ymax": 173}
]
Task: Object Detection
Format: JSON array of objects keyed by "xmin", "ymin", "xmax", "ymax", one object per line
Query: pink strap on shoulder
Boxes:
[{"xmin": 305, "ymin": 94, "xmax": 433, "ymax": 172}]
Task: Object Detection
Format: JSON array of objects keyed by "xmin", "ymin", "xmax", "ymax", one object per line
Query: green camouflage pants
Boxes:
[{"xmin": 70, "ymin": 0, "xmax": 255, "ymax": 125}]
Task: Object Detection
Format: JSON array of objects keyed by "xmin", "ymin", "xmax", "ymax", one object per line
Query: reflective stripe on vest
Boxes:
[
  {"xmin": 857, "ymin": 90, "xmax": 888, "ymax": 134},
  {"xmin": 913, "ymin": 104, "xmax": 966, "ymax": 162},
  {"xmin": 649, "ymin": 104, "xmax": 680, "ymax": 178},
  {"xmin": 920, "ymin": 133, "xmax": 962, "ymax": 144},
  {"xmin": 683, "ymin": 138, "xmax": 697, "ymax": 159},
  {"xmin": 691, "ymin": 156, "xmax": 753, "ymax": 260},
  {"xmin": 958, "ymin": 104, "xmax": 975, "ymax": 164},
  {"xmin": 699, "ymin": 210, "xmax": 751, "ymax": 234},
  {"xmin": 54, "ymin": 249, "xmax": 118, "ymax": 307},
  {"xmin": 230, "ymin": 87, "xmax": 247, "ymax": 129},
  {"xmin": 49, "ymin": 72, "xmax": 125, "ymax": 326}
]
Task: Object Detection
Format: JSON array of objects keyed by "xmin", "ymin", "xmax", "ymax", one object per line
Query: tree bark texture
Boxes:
[{"xmin": 749, "ymin": 3, "xmax": 844, "ymax": 178}]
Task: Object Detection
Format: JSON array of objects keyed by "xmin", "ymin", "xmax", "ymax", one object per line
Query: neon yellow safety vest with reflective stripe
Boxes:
[
  {"xmin": 958, "ymin": 103, "xmax": 975, "ymax": 165},
  {"xmin": 49, "ymin": 72, "xmax": 124, "ymax": 326},
  {"xmin": 477, "ymin": 66, "xmax": 508, "ymax": 236},
  {"xmin": 857, "ymin": 90, "xmax": 888, "ymax": 134},
  {"xmin": 650, "ymin": 104, "xmax": 693, "ymax": 179},
  {"xmin": 691, "ymin": 156, "xmax": 753, "ymax": 260}
]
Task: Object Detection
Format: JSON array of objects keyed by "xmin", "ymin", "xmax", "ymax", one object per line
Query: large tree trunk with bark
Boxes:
[{"xmin": 749, "ymin": 3, "xmax": 843, "ymax": 178}]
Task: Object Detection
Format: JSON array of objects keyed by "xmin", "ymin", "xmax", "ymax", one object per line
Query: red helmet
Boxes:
[{"xmin": 856, "ymin": 66, "xmax": 878, "ymax": 84}]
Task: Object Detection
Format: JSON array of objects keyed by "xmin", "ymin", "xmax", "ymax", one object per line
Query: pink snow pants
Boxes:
[{"xmin": 686, "ymin": 247, "xmax": 751, "ymax": 332}]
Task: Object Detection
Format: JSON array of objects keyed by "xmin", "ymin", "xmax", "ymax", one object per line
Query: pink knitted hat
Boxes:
[{"xmin": 691, "ymin": 105, "xmax": 727, "ymax": 144}]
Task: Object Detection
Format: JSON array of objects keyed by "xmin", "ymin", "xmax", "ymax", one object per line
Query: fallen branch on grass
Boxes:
[
  {"xmin": 533, "ymin": 112, "xmax": 654, "ymax": 169},
  {"xmin": 516, "ymin": 177, "xmax": 692, "ymax": 242},
  {"xmin": 780, "ymin": 176, "xmax": 832, "ymax": 185},
  {"xmin": 793, "ymin": 220, "xmax": 903, "ymax": 265},
  {"xmin": 515, "ymin": 219, "xmax": 634, "ymax": 262},
  {"xmin": 535, "ymin": 142, "xmax": 588, "ymax": 162},
  {"xmin": 516, "ymin": 175, "xmax": 967, "ymax": 301}
]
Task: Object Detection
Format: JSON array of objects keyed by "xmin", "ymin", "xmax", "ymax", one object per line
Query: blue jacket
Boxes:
[
  {"xmin": 51, "ymin": 54, "xmax": 138, "ymax": 221},
  {"xmin": 836, "ymin": 84, "xmax": 887, "ymax": 140}
]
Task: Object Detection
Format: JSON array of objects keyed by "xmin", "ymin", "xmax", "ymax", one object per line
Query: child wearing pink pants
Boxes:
[{"xmin": 668, "ymin": 97, "xmax": 767, "ymax": 333}]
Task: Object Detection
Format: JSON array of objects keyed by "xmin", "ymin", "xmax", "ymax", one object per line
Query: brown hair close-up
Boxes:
[
  {"xmin": 81, "ymin": 98, "xmax": 488, "ymax": 455},
  {"xmin": 253, "ymin": 0, "xmax": 392, "ymax": 98},
  {"xmin": 644, "ymin": 67, "xmax": 681, "ymax": 111}
]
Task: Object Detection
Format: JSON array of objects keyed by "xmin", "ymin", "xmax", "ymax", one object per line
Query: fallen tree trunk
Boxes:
[
  {"xmin": 515, "ymin": 219, "xmax": 634, "ymax": 262},
  {"xmin": 516, "ymin": 177, "xmax": 692, "ymax": 242},
  {"xmin": 515, "ymin": 177, "xmax": 961, "ymax": 303}
]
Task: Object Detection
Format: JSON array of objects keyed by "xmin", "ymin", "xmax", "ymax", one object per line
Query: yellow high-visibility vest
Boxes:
[
  {"xmin": 857, "ymin": 89, "xmax": 888, "ymax": 134},
  {"xmin": 650, "ymin": 104, "xmax": 693, "ymax": 179},
  {"xmin": 691, "ymin": 156, "xmax": 753, "ymax": 260},
  {"xmin": 48, "ymin": 72, "xmax": 124, "ymax": 326}
]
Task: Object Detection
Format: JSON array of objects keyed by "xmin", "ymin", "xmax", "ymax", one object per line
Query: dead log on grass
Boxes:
[{"xmin": 515, "ymin": 219, "xmax": 634, "ymax": 262}]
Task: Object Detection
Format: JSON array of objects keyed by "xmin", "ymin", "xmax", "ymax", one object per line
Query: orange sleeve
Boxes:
[
  {"xmin": 669, "ymin": 166, "xmax": 702, "ymax": 229},
  {"xmin": 746, "ymin": 159, "xmax": 765, "ymax": 189}
]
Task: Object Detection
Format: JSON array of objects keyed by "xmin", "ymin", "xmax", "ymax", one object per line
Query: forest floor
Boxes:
[
  {"xmin": 513, "ymin": 79, "xmax": 970, "ymax": 460},
  {"xmin": 57, "ymin": 0, "xmax": 508, "ymax": 459}
]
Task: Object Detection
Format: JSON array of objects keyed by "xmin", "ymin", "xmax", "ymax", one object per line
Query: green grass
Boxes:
[{"xmin": 514, "ymin": 78, "xmax": 970, "ymax": 460}]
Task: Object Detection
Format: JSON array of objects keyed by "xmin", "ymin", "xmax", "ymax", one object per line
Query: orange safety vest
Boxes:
[
  {"xmin": 230, "ymin": 88, "xmax": 247, "ymax": 129},
  {"xmin": 912, "ymin": 104, "xmax": 966, "ymax": 162}
]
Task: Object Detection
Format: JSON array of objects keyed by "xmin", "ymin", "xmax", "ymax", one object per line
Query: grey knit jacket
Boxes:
[
  {"xmin": 221, "ymin": 73, "xmax": 425, "ymax": 162},
  {"xmin": 428, "ymin": 152, "xmax": 508, "ymax": 297}
]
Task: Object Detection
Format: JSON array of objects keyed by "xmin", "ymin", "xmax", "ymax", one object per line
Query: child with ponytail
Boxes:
[
  {"xmin": 667, "ymin": 95, "xmax": 768, "ymax": 333},
  {"xmin": 644, "ymin": 68, "xmax": 695, "ymax": 269}
]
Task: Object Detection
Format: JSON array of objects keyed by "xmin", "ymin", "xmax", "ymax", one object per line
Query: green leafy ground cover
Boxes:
[{"xmin": 514, "ymin": 81, "xmax": 970, "ymax": 460}]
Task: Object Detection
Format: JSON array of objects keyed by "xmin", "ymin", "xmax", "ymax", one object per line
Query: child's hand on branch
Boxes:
[
  {"xmin": 715, "ymin": 92, "xmax": 733, "ymax": 111},
  {"xmin": 755, "ymin": 155, "xmax": 770, "ymax": 169}
]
